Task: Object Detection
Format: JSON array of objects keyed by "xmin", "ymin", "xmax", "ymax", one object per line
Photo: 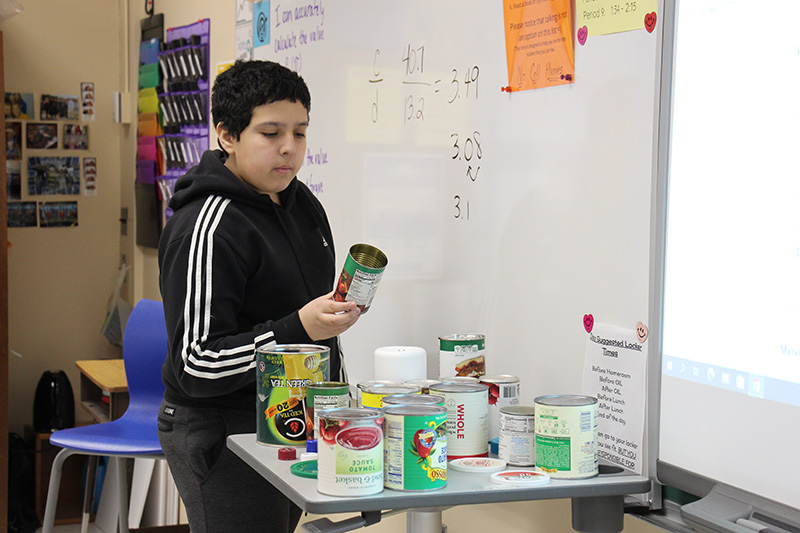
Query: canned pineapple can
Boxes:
[
  {"xmin": 439, "ymin": 334, "xmax": 486, "ymax": 378},
  {"xmin": 255, "ymin": 344, "xmax": 329, "ymax": 446},
  {"xmin": 383, "ymin": 405, "xmax": 448, "ymax": 491},
  {"xmin": 360, "ymin": 383, "xmax": 421, "ymax": 409},
  {"xmin": 333, "ymin": 243, "xmax": 388, "ymax": 313},
  {"xmin": 429, "ymin": 382, "xmax": 489, "ymax": 459},
  {"xmin": 479, "ymin": 374, "xmax": 520, "ymax": 442},
  {"xmin": 357, "ymin": 380, "xmax": 396, "ymax": 407},
  {"xmin": 317, "ymin": 408, "xmax": 384, "ymax": 496},
  {"xmin": 534, "ymin": 395, "xmax": 598, "ymax": 479},
  {"xmin": 305, "ymin": 382, "xmax": 350, "ymax": 442}
]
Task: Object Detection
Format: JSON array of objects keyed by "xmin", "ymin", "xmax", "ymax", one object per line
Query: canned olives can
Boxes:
[
  {"xmin": 333, "ymin": 243, "xmax": 388, "ymax": 313},
  {"xmin": 317, "ymin": 407, "xmax": 384, "ymax": 496},
  {"xmin": 383, "ymin": 405, "xmax": 448, "ymax": 491},
  {"xmin": 534, "ymin": 395, "xmax": 598, "ymax": 479}
]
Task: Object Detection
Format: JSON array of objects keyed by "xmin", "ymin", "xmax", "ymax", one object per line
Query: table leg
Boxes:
[
  {"xmin": 571, "ymin": 495, "xmax": 624, "ymax": 533},
  {"xmin": 406, "ymin": 508, "xmax": 444, "ymax": 533}
]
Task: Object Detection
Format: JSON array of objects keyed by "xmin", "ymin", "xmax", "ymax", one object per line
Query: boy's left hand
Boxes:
[{"xmin": 299, "ymin": 291, "xmax": 361, "ymax": 341}]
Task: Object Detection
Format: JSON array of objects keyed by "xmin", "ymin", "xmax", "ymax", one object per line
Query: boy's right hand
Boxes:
[{"xmin": 299, "ymin": 291, "xmax": 361, "ymax": 341}]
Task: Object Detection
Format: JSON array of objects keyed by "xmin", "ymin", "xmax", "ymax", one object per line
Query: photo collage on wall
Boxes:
[{"xmin": 5, "ymin": 85, "xmax": 97, "ymax": 228}]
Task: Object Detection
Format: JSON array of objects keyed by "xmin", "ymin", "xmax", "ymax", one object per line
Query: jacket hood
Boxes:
[{"xmin": 168, "ymin": 149, "xmax": 299, "ymax": 212}]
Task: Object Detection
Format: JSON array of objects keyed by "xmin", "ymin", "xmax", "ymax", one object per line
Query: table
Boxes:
[
  {"xmin": 76, "ymin": 359, "xmax": 129, "ymax": 423},
  {"xmin": 228, "ymin": 434, "xmax": 651, "ymax": 533}
]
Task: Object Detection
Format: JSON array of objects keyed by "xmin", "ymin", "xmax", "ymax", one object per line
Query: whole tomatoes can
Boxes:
[
  {"xmin": 332, "ymin": 243, "xmax": 388, "ymax": 314},
  {"xmin": 255, "ymin": 344, "xmax": 330, "ymax": 446},
  {"xmin": 317, "ymin": 407, "xmax": 384, "ymax": 496},
  {"xmin": 479, "ymin": 374, "xmax": 520, "ymax": 442},
  {"xmin": 428, "ymin": 382, "xmax": 489, "ymax": 459},
  {"xmin": 383, "ymin": 405, "xmax": 448, "ymax": 491}
]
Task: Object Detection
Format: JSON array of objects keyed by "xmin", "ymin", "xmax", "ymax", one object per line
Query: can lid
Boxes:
[
  {"xmin": 499, "ymin": 405, "xmax": 536, "ymax": 416},
  {"xmin": 534, "ymin": 394, "xmax": 597, "ymax": 407},
  {"xmin": 383, "ymin": 404, "xmax": 447, "ymax": 416},
  {"xmin": 449, "ymin": 457, "xmax": 507, "ymax": 473},
  {"xmin": 490, "ymin": 470, "xmax": 550, "ymax": 486},
  {"xmin": 382, "ymin": 393, "xmax": 445, "ymax": 407},
  {"xmin": 277, "ymin": 447, "xmax": 297, "ymax": 460},
  {"xmin": 290, "ymin": 460, "xmax": 318, "ymax": 478},
  {"xmin": 479, "ymin": 374, "xmax": 520, "ymax": 384},
  {"xmin": 429, "ymin": 382, "xmax": 488, "ymax": 393}
]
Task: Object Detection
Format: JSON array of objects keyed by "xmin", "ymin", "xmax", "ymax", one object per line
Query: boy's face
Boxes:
[{"xmin": 218, "ymin": 99, "xmax": 309, "ymax": 204}]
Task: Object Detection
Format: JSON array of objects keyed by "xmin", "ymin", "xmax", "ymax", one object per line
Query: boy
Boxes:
[{"xmin": 157, "ymin": 60, "xmax": 360, "ymax": 533}]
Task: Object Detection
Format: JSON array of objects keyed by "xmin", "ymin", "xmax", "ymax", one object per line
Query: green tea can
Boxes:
[
  {"xmin": 333, "ymin": 243, "xmax": 388, "ymax": 313},
  {"xmin": 255, "ymin": 344, "xmax": 330, "ymax": 446},
  {"xmin": 305, "ymin": 381, "xmax": 350, "ymax": 442},
  {"xmin": 383, "ymin": 405, "xmax": 448, "ymax": 491},
  {"xmin": 317, "ymin": 408, "xmax": 384, "ymax": 496},
  {"xmin": 534, "ymin": 395, "xmax": 598, "ymax": 479}
]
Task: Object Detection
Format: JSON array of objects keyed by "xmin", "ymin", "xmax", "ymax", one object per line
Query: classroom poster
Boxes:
[
  {"xmin": 502, "ymin": 0, "xmax": 575, "ymax": 91},
  {"xmin": 581, "ymin": 321, "xmax": 647, "ymax": 474}
]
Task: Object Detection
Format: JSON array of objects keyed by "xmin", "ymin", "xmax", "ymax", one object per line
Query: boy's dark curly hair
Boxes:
[{"xmin": 211, "ymin": 60, "xmax": 311, "ymax": 143}]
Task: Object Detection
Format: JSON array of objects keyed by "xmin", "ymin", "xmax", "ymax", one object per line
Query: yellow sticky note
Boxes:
[{"xmin": 576, "ymin": 0, "xmax": 658, "ymax": 39}]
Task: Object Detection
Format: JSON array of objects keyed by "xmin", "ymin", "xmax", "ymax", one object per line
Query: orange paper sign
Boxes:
[{"xmin": 502, "ymin": 0, "xmax": 575, "ymax": 92}]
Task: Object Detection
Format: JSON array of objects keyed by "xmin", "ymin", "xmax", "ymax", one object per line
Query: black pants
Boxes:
[{"xmin": 158, "ymin": 401, "xmax": 302, "ymax": 533}]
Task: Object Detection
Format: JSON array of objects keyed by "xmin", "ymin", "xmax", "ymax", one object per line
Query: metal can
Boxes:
[
  {"xmin": 428, "ymin": 382, "xmax": 489, "ymax": 459},
  {"xmin": 360, "ymin": 383, "xmax": 421, "ymax": 409},
  {"xmin": 479, "ymin": 374, "xmax": 520, "ymax": 442},
  {"xmin": 439, "ymin": 334, "xmax": 486, "ymax": 378},
  {"xmin": 317, "ymin": 407, "xmax": 384, "ymax": 496},
  {"xmin": 534, "ymin": 395, "xmax": 598, "ymax": 479},
  {"xmin": 437, "ymin": 376, "xmax": 480, "ymax": 383},
  {"xmin": 383, "ymin": 405, "xmax": 448, "ymax": 491},
  {"xmin": 403, "ymin": 379, "xmax": 442, "ymax": 394},
  {"xmin": 255, "ymin": 344, "xmax": 329, "ymax": 446},
  {"xmin": 498, "ymin": 405, "xmax": 536, "ymax": 466},
  {"xmin": 382, "ymin": 393, "xmax": 445, "ymax": 408},
  {"xmin": 305, "ymin": 382, "xmax": 350, "ymax": 442},
  {"xmin": 357, "ymin": 380, "xmax": 396, "ymax": 407},
  {"xmin": 333, "ymin": 243, "xmax": 388, "ymax": 313}
]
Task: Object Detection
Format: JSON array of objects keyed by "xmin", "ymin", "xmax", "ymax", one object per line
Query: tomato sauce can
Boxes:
[
  {"xmin": 438, "ymin": 334, "xmax": 486, "ymax": 378},
  {"xmin": 360, "ymin": 383, "xmax": 421, "ymax": 409},
  {"xmin": 255, "ymin": 344, "xmax": 329, "ymax": 446},
  {"xmin": 479, "ymin": 374, "xmax": 520, "ymax": 442},
  {"xmin": 382, "ymin": 393, "xmax": 445, "ymax": 408},
  {"xmin": 498, "ymin": 405, "xmax": 536, "ymax": 466},
  {"xmin": 333, "ymin": 243, "xmax": 388, "ymax": 314},
  {"xmin": 534, "ymin": 395, "xmax": 598, "ymax": 479},
  {"xmin": 383, "ymin": 405, "xmax": 448, "ymax": 491},
  {"xmin": 317, "ymin": 407, "xmax": 384, "ymax": 496},
  {"xmin": 305, "ymin": 382, "xmax": 350, "ymax": 442},
  {"xmin": 428, "ymin": 382, "xmax": 489, "ymax": 459}
]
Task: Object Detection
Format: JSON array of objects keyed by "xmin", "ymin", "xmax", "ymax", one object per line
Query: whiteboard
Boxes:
[{"xmin": 254, "ymin": 0, "xmax": 660, "ymax": 449}]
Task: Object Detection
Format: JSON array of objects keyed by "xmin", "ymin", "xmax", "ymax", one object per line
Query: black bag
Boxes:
[{"xmin": 7, "ymin": 432, "xmax": 40, "ymax": 533}]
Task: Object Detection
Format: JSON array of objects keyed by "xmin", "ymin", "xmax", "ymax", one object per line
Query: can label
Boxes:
[
  {"xmin": 480, "ymin": 375, "xmax": 520, "ymax": 442},
  {"xmin": 256, "ymin": 345, "xmax": 329, "ymax": 446},
  {"xmin": 317, "ymin": 409, "xmax": 384, "ymax": 496},
  {"xmin": 498, "ymin": 406, "xmax": 536, "ymax": 466},
  {"xmin": 306, "ymin": 382, "xmax": 350, "ymax": 442},
  {"xmin": 534, "ymin": 395, "xmax": 598, "ymax": 479},
  {"xmin": 360, "ymin": 384, "xmax": 421, "ymax": 409},
  {"xmin": 439, "ymin": 334, "xmax": 486, "ymax": 378},
  {"xmin": 384, "ymin": 407, "xmax": 448, "ymax": 491},
  {"xmin": 429, "ymin": 383, "xmax": 489, "ymax": 459},
  {"xmin": 333, "ymin": 244, "xmax": 388, "ymax": 314}
]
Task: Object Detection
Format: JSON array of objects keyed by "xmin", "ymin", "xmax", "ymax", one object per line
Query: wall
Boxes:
[{"xmin": 4, "ymin": 0, "xmax": 126, "ymax": 434}]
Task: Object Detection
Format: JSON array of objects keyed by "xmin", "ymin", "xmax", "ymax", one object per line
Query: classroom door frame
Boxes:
[{"xmin": 1, "ymin": 30, "xmax": 10, "ymax": 532}]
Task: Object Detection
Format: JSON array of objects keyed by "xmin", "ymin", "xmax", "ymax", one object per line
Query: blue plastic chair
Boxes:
[{"xmin": 41, "ymin": 299, "xmax": 167, "ymax": 533}]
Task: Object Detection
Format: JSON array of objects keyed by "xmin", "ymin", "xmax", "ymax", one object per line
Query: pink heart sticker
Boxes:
[
  {"xmin": 644, "ymin": 12, "xmax": 657, "ymax": 33},
  {"xmin": 583, "ymin": 314, "xmax": 594, "ymax": 333},
  {"xmin": 577, "ymin": 25, "xmax": 588, "ymax": 46}
]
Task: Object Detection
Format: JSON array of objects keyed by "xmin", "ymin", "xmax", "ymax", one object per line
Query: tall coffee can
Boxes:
[
  {"xmin": 255, "ymin": 344, "xmax": 330, "ymax": 446},
  {"xmin": 439, "ymin": 334, "xmax": 486, "ymax": 378},
  {"xmin": 333, "ymin": 243, "xmax": 388, "ymax": 313}
]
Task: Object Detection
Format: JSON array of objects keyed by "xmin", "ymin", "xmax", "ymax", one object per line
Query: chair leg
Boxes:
[
  {"xmin": 41, "ymin": 447, "xmax": 79, "ymax": 533},
  {"xmin": 80, "ymin": 456, "xmax": 99, "ymax": 533},
  {"xmin": 116, "ymin": 456, "xmax": 131, "ymax": 533}
]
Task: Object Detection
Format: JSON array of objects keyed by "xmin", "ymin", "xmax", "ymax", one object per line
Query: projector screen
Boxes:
[{"xmin": 658, "ymin": 0, "xmax": 800, "ymax": 511}]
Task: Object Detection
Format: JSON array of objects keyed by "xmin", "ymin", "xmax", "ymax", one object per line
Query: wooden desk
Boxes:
[{"xmin": 76, "ymin": 359, "xmax": 129, "ymax": 423}]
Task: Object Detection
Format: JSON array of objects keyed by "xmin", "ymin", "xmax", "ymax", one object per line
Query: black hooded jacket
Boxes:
[{"xmin": 158, "ymin": 149, "xmax": 339, "ymax": 410}]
